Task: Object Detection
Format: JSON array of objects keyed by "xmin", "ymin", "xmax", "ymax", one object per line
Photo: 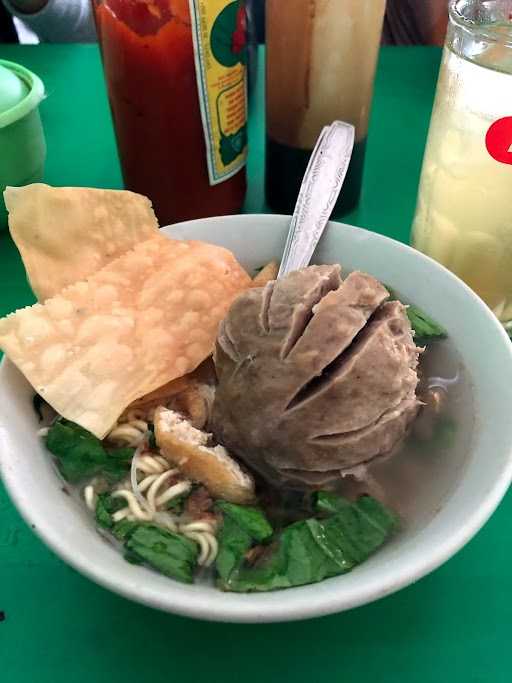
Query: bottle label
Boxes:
[{"xmin": 189, "ymin": 0, "xmax": 248, "ymax": 186}]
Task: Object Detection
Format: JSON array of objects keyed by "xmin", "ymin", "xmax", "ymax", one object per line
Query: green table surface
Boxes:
[{"xmin": 1, "ymin": 44, "xmax": 510, "ymax": 683}]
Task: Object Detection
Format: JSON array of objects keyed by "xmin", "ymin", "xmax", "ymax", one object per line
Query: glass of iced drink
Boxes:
[{"xmin": 412, "ymin": 0, "xmax": 512, "ymax": 325}]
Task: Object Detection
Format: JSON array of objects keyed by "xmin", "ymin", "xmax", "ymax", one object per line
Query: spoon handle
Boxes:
[{"xmin": 278, "ymin": 120, "xmax": 355, "ymax": 279}]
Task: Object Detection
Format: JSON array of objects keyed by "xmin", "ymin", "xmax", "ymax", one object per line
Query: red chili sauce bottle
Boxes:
[{"xmin": 93, "ymin": 0, "xmax": 248, "ymax": 225}]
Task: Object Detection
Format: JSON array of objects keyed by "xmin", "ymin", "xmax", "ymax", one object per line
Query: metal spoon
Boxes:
[{"xmin": 278, "ymin": 120, "xmax": 355, "ymax": 279}]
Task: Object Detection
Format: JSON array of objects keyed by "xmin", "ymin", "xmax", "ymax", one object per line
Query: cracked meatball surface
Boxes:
[{"xmin": 211, "ymin": 265, "xmax": 421, "ymax": 488}]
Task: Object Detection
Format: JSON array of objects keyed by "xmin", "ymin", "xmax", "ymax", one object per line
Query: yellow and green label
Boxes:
[{"xmin": 189, "ymin": 0, "xmax": 248, "ymax": 185}]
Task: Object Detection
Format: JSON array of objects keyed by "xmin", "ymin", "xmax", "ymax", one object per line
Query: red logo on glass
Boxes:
[{"xmin": 486, "ymin": 117, "xmax": 512, "ymax": 164}]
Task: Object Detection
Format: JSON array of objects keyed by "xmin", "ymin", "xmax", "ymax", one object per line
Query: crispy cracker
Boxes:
[
  {"xmin": 5, "ymin": 184, "xmax": 159, "ymax": 301},
  {"xmin": 0, "ymin": 235, "xmax": 250, "ymax": 438}
]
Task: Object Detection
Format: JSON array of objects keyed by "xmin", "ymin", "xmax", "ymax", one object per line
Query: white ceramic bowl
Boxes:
[{"xmin": 1, "ymin": 215, "xmax": 512, "ymax": 623}]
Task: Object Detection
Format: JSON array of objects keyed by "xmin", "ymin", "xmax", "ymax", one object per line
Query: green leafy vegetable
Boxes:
[
  {"xmin": 112, "ymin": 519, "xmax": 140, "ymax": 542},
  {"xmin": 384, "ymin": 287, "xmax": 446, "ymax": 341},
  {"xmin": 222, "ymin": 519, "xmax": 340, "ymax": 592},
  {"xmin": 45, "ymin": 419, "xmax": 134, "ymax": 483},
  {"xmin": 314, "ymin": 491, "xmax": 352, "ymax": 515},
  {"xmin": 102, "ymin": 447, "xmax": 135, "ymax": 482},
  {"xmin": 216, "ymin": 515, "xmax": 254, "ymax": 582},
  {"xmin": 165, "ymin": 492, "xmax": 188, "ymax": 514},
  {"xmin": 123, "ymin": 549, "xmax": 144, "ymax": 565},
  {"xmin": 125, "ymin": 525, "xmax": 199, "ymax": 584},
  {"xmin": 217, "ymin": 495, "xmax": 398, "ymax": 593},
  {"xmin": 406, "ymin": 305, "xmax": 447, "ymax": 341},
  {"xmin": 353, "ymin": 496, "xmax": 400, "ymax": 539},
  {"xmin": 217, "ymin": 502, "xmax": 274, "ymax": 541},
  {"xmin": 319, "ymin": 497, "xmax": 398, "ymax": 567},
  {"xmin": 215, "ymin": 502, "xmax": 273, "ymax": 582},
  {"xmin": 95, "ymin": 493, "xmax": 126, "ymax": 530},
  {"xmin": 228, "ymin": 521, "xmax": 330, "ymax": 592},
  {"xmin": 46, "ymin": 420, "xmax": 105, "ymax": 482},
  {"xmin": 306, "ymin": 518, "xmax": 354, "ymax": 572}
]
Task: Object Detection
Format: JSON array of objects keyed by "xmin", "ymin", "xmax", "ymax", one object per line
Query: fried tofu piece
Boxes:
[
  {"xmin": 170, "ymin": 382, "xmax": 215, "ymax": 430},
  {"xmin": 154, "ymin": 407, "xmax": 255, "ymax": 504},
  {"xmin": 123, "ymin": 357, "xmax": 217, "ymax": 426},
  {"xmin": 251, "ymin": 261, "xmax": 279, "ymax": 287}
]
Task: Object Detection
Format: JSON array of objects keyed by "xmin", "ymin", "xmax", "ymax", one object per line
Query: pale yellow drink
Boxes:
[{"xmin": 412, "ymin": 10, "xmax": 512, "ymax": 323}]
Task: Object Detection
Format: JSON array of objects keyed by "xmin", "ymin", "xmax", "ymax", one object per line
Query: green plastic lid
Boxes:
[
  {"xmin": 0, "ymin": 64, "xmax": 29, "ymax": 114},
  {"xmin": 0, "ymin": 59, "xmax": 44, "ymax": 129}
]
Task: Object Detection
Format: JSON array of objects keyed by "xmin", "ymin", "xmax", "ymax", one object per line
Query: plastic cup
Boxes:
[{"xmin": 0, "ymin": 59, "xmax": 46, "ymax": 229}]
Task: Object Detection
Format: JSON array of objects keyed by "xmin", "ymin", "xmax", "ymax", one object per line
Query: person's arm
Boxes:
[
  {"xmin": 423, "ymin": 0, "xmax": 449, "ymax": 46},
  {"xmin": 383, "ymin": 0, "xmax": 449, "ymax": 46},
  {"xmin": 2, "ymin": 0, "xmax": 96, "ymax": 41}
]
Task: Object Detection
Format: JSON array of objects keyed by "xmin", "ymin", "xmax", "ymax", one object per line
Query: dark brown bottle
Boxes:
[{"xmin": 265, "ymin": 0, "xmax": 385, "ymax": 216}]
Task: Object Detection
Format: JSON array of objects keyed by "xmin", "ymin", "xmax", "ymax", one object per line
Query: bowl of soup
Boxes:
[{"xmin": 1, "ymin": 209, "xmax": 512, "ymax": 623}]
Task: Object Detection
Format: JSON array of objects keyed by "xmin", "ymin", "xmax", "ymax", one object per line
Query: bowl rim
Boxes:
[{"xmin": 2, "ymin": 213, "xmax": 512, "ymax": 623}]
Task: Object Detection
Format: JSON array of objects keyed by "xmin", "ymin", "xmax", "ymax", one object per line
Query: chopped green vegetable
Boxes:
[
  {"xmin": 95, "ymin": 493, "xmax": 126, "ymax": 530},
  {"xmin": 223, "ymin": 519, "xmax": 339, "ymax": 592},
  {"xmin": 228, "ymin": 521, "xmax": 331, "ymax": 592},
  {"xmin": 123, "ymin": 549, "xmax": 144, "ymax": 565},
  {"xmin": 353, "ymin": 495, "xmax": 400, "ymax": 539},
  {"xmin": 165, "ymin": 491, "xmax": 188, "ymax": 514},
  {"xmin": 46, "ymin": 420, "xmax": 105, "ymax": 482},
  {"xmin": 406, "ymin": 305, "xmax": 447, "ymax": 341},
  {"xmin": 216, "ymin": 502, "xmax": 274, "ymax": 541},
  {"xmin": 216, "ymin": 515, "xmax": 254, "ymax": 582},
  {"xmin": 112, "ymin": 519, "xmax": 140, "ymax": 542},
  {"xmin": 125, "ymin": 525, "xmax": 199, "ymax": 583},
  {"xmin": 101, "ymin": 447, "xmax": 134, "ymax": 482},
  {"xmin": 318, "ymin": 497, "xmax": 398, "ymax": 566},
  {"xmin": 306, "ymin": 518, "xmax": 355, "ymax": 572},
  {"xmin": 215, "ymin": 502, "xmax": 273, "ymax": 582},
  {"xmin": 45, "ymin": 419, "xmax": 134, "ymax": 483},
  {"xmin": 218, "ymin": 494, "xmax": 398, "ymax": 593},
  {"xmin": 384, "ymin": 288, "xmax": 446, "ymax": 341},
  {"xmin": 314, "ymin": 491, "xmax": 352, "ymax": 515}
]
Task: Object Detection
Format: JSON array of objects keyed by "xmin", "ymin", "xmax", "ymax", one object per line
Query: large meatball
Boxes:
[{"xmin": 211, "ymin": 265, "xmax": 421, "ymax": 488}]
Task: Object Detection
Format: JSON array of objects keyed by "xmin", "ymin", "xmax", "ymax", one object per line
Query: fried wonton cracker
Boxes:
[
  {"xmin": 4, "ymin": 184, "xmax": 159, "ymax": 301},
  {"xmin": 0, "ymin": 235, "xmax": 250, "ymax": 438}
]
